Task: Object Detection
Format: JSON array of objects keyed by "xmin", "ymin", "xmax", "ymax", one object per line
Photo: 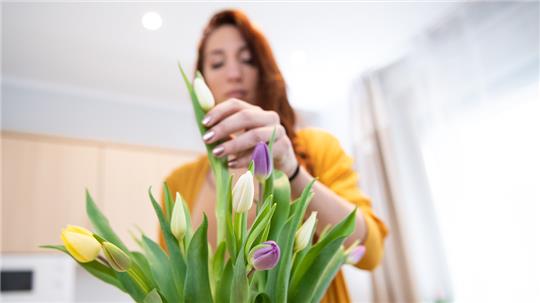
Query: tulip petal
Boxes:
[
  {"xmin": 252, "ymin": 142, "xmax": 272, "ymax": 181},
  {"xmin": 103, "ymin": 242, "xmax": 131, "ymax": 272},
  {"xmin": 294, "ymin": 211, "xmax": 317, "ymax": 252},
  {"xmin": 232, "ymin": 171, "xmax": 254, "ymax": 213},
  {"xmin": 193, "ymin": 73, "xmax": 215, "ymax": 111},
  {"xmin": 347, "ymin": 245, "xmax": 366, "ymax": 264},
  {"xmin": 61, "ymin": 230, "xmax": 101, "ymax": 263},
  {"xmin": 250, "ymin": 241, "xmax": 280, "ymax": 271}
]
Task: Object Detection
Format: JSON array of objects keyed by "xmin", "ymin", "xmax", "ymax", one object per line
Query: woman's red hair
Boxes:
[{"xmin": 195, "ymin": 9, "xmax": 297, "ymax": 145}]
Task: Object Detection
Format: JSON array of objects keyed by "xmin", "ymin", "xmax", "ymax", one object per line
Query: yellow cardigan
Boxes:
[{"xmin": 160, "ymin": 128, "xmax": 388, "ymax": 303}]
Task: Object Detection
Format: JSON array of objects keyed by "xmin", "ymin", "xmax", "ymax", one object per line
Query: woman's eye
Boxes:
[
  {"xmin": 242, "ymin": 57, "xmax": 255, "ymax": 66},
  {"xmin": 211, "ymin": 62, "xmax": 224, "ymax": 69}
]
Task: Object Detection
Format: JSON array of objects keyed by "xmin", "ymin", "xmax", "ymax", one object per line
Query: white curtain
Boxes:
[{"xmin": 351, "ymin": 2, "xmax": 539, "ymax": 302}]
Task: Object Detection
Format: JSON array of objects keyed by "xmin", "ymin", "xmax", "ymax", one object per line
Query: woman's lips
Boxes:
[{"xmin": 227, "ymin": 90, "xmax": 247, "ymax": 99}]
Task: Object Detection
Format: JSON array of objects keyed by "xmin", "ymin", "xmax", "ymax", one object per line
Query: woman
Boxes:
[{"xmin": 161, "ymin": 9, "xmax": 388, "ymax": 303}]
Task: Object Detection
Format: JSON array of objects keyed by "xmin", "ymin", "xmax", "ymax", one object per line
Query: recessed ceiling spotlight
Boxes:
[{"xmin": 142, "ymin": 12, "xmax": 162, "ymax": 31}]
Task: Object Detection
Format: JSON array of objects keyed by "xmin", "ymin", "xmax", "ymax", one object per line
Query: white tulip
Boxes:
[
  {"xmin": 294, "ymin": 211, "xmax": 317, "ymax": 252},
  {"xmin": 170, "ymin": 192, "xmax": 187, "ymax": 241},
  {"xmin": 193, "ymin": 72, "xmax": 215, "ymax": 111},
  {"xmin": 232, "ymin": 171, "xmax": 255, "ymax": 213}
]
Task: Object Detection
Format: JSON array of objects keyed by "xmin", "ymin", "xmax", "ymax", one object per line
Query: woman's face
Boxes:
[{"xmin": 202, "ymin": 25, "xmax": 259, "ymax": 104}]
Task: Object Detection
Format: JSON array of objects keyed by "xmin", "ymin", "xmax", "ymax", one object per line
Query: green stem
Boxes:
[
  {"xmin": 214, "ymin": 160, "xmax": 231, "ymax": 246},
  {"xmin": 127, "ymin": 267, "xmax": 150, "ymax": 293},
  {"xmin": 257, "ymin": 182, "xmax": 264, "ymax": 213},
  {"xmin": 234, "ymin": 212, "xmax": 243, "ymax": 255},
  {"xmin": 179, "ymin": 238, "xmax": 186, "ymax": 257},
  {"xmin": 290, "ymin": 251, "xmax": 298, "ymax": 276}
]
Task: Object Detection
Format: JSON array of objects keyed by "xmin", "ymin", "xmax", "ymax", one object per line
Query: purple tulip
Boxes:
[
  {"xmin": 250, "ymin": 241, "xmax": 280, "ymax": 270},
  {"xmin": 251, "ymin": 142, "xmax": 272, "ymax": 182},
  {"xmin": 346, "ymin": 245, "xmax": 366, "ymax": 264}
]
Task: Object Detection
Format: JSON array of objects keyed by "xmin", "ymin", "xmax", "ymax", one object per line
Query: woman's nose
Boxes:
[{"xmin": 225, "ymin": 62, "xmax": 242, "ymax": 82}]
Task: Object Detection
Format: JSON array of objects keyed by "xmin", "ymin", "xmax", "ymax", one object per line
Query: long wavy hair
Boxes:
[{"xmin": 195, "ymin": 9, "xmax": 297, "ymax": 146}]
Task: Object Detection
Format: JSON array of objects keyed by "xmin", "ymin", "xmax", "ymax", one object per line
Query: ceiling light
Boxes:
[{"xmin": 142, "ymin": 12, "xmax": 162, "ymax": 31}]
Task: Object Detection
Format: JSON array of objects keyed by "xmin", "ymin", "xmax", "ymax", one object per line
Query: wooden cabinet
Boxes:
[
  {"xmin": 100, "ymin": 147, "xmax": 195, "ymax": 250},
  {"xmin": 1, "ymin": 132, "xmax": 198, "ymax": 252}
]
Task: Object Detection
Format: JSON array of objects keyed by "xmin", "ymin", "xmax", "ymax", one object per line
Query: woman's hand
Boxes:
[{"xmin": 201, "ymin": 98, "xmax": 298, "ymax": 177}]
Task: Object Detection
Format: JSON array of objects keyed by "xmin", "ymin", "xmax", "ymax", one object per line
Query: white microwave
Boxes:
[{"xmin": 1, "ymin": 253, "xmax": 75, "ymax": 302}]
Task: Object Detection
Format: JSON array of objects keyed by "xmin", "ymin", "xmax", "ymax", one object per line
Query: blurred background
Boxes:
[{"xmin": 1, "ymin": 1, "xmax": 538, "ymax": 302}]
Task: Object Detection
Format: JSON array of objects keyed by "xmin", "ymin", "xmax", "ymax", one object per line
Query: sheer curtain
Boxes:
[{"xmin": 351, "ymin": 2, "xmax": 539, "ymax": 302}]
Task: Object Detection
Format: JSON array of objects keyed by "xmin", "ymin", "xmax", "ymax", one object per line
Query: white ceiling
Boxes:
[{"xmin": 2, "ymin": 2, "xmax": 456, "ymax": 111}]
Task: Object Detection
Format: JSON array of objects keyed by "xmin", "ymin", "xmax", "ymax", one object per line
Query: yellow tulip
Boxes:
[{"xmin": 61, "ymin": 225, "xmax": 101, "ymax": 263}]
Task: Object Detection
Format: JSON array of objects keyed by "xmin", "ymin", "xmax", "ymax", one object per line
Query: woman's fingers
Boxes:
[
  {"xmin": 227, "ymin": 133, "xmax": 296, "ymax": 176},
  {"xmin": 202, "ymin": 98, "xmax": 254, "ymax": 127},
  {"xmin": 203, "ymin": 108, "xmax": 279, "ymax": 144},
  {"xmin": 271, "ymin": 136, "xmax": 297, "ymax": 177},
  {"xmin": 212, "ymin": 125, "xmax": 285, "ymax": 158},
  {"xmin": 227, "ymin": 150, "xmax": 252, "ymax": 168}
]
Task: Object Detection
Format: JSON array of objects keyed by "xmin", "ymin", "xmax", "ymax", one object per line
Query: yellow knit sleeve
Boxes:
[{"xmin": 302, "ymin": 128, "xmax": 388, "ymax": 270}]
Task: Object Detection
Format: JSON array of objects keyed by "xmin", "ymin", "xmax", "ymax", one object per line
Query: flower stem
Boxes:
[
  {"xmin": 234, "ymin": 212, "xmax": 243, "ymax": 253},
  {"xmin": 127, "ymin": 267, "xmax": 150, "ymax": 293},
  {"xmin": 257, "ymin": 182, "xmax": 264, "ymax": 213}
]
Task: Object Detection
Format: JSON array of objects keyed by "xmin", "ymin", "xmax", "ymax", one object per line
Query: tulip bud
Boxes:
[
  {"xmin": 193, "ymin": 71, "xmax": 215, "ymax": 111},
  {"xmin": 251, "ymin": 142, "xmax": 272, "ymax": 182},
  {"xmin": 294, "ymin": 211, "xmax": 317, "ymax": 252},
  {"xmin": 170, "ymin": 192, "xmax": 187, "ymax": 241},
  {"xmin": 346, "ymin": 245, "xmax": 366, "ymax": 265},
  {"xmin": 61, "ymin": 225, "xmax": 101, "ymax": 263},
  {"xmin": 102, "ymin": 242, "xmax": 132, "ymax": 272},
  {"xmin": 144, "ymin": 289, "xmax": 163, "ymax": 303},
  {"xmin": 232, "ymin": 170, "xmax": 254, "ymax": 213},
  {"xmin": 249, "ymin": 241, "xmax": 280, "ymax": 271}
]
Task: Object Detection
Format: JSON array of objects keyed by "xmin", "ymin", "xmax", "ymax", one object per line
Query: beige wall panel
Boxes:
[
  {"xmin": 2, "ymin": 136, "xmax": 100, "ymax": 253},
  {"xmin": 101, "ymin": 147, "xmax": 198, "ymax": 250}
]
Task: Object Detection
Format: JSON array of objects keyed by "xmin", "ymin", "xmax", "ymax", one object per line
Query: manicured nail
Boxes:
[
  {"xmin": 212, "ymin": 145, "xmax": 224, "ymax": 156},
  {"xmin": 228, "ymin": 160, "xmax": 237, "ymax": 167},
  {"xmin": 202, "ymin": 130, "xmax": 215, "ymax": 141},
  {"xmin": 202, "ymin": 116, "xmax": 212, "ymax": 126}
]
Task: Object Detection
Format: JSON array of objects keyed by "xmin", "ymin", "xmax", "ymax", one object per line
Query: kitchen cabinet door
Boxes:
[
  {"xmin": 100, "ymin": 146, "xmax": 197, "ymax": 250},
  {"xmin": 2, "ymin": 134, "xmax": 100, "ymax": 253}
]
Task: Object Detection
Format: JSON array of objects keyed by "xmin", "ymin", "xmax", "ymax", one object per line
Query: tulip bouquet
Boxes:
[{"xmin": 41, "ymin": 63, "xmax": 365, "ymax": 303}]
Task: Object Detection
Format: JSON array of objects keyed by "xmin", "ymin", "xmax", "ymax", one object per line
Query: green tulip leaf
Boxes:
[
  {"xmin": 148, "ymin": 188, "xmax": 186, "ymax": 300},
  {"xmin": 115, "ymin": 271, "xmax": 147, "ymax": 302},
  {"xmin": 231, "ymin": 247, "xmax": 249, "ymax": 303},
  {"xmin": 289, "ymin": 238, "xmax": 348, "ymax": 303},
  {"xmin": 143, "ymin": 288, "xmax": 164, "ymax": 303},
  {"xmin": 141, "ymin": 235, "xmax": 180, "ymax": 303},
  {"xmin": 212, "ymin": 241, "xmax": 227, "ymax": 283},
  {"xmin": 163, "ymin": 183, "xmax": 173, "ymax": 224},
  {"xmin": 131, "ymin": 251, "xmax": 157, "ymax": 291},
  {"xmin": 244, "ymin": 196, "xmax": 275, "ymax": 257},
  {"xmin": 215, "ymin": 260, "xmax": 233, "ymax": 303},
  {"xmin": 268, "ymin": 170, "xmax": 290, "ymax": 241},
  {"xmin": 266, "ymin": 179, "xmax": 315, "ymax": 302},
  {"xmin": 184, "ymin": 214, "xmax": 213, "ymax": 303},
  {"xmin": 289, "ymin": 208, "xmax": 357, "ymax": 294},
  {"xmin": 85, "ymin": 190, "xmax": 128, "ymax": 252}
]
